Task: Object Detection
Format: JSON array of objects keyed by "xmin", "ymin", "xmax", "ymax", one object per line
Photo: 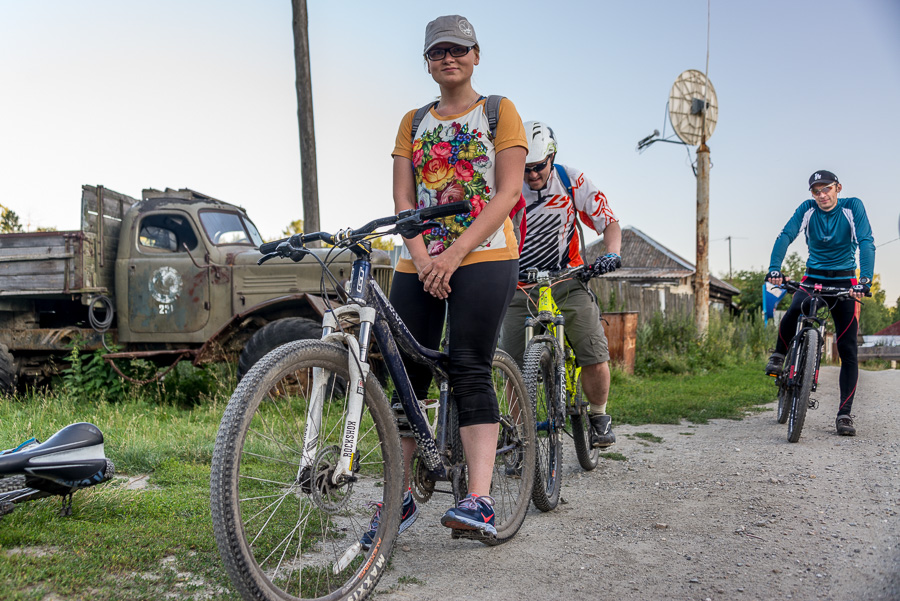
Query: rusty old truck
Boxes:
[{"xmin": 0, "ymin": 185, "xmax": 392, "ymax": 393}]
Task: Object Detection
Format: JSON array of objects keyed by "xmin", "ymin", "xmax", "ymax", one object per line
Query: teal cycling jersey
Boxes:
[{"xmin": 768, "ymin": 197, "xmax": 875, "ymax": 281}]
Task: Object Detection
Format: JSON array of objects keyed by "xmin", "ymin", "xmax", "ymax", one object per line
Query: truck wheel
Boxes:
[
  {"xmin": 0, "ymin": 344, "xmax": 16, "ymax": 395},
  {"xmin": 237, "ymin": 317, "xmax": 323, "ymax": 380}
]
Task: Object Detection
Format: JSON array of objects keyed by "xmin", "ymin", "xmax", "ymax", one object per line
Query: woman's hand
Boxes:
[{"xmin": 419, "ymin": 248, "xmax": 463, "ymax": 299}]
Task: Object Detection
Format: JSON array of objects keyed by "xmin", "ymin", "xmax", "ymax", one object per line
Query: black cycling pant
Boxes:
[
  {"xmin": 773, "ymin": 277, "xmax": 859, "ymax": 415},
  {"xmin": 389, "ymin": 260, "xmax": 518, "ymax": 427}
]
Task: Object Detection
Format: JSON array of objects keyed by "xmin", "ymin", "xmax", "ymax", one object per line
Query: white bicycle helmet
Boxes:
[{"xmin": 524, "ymin": 121, "xmax": 558, "ymax": 164}]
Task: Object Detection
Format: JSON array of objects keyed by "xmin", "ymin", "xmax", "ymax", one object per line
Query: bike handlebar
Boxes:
[
  {"xmin": 257, "ymin": 201, "xmax": 472, "ymax": 258},
  {"xmin": 779, "ymin": 280, "xmax": 870, "ymax": 298},
  {"xmin": 518, "ymin": 265, "xmax": 586, "ymax": 284}
]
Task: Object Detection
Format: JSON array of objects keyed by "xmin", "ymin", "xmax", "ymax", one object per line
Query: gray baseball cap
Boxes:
[{"xmin": 424, "ymin": 15, "xmax": 478, "ymax": 53}]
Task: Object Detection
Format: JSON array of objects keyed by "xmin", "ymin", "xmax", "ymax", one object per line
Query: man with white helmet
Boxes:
[{"xmin": 499, "ymin": 121, "xmax": 622, "ymax": 448}]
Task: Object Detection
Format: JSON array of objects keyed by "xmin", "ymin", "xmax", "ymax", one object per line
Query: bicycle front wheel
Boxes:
[
  {"xmin": 211, "ymin": 340, "xmax": 404, "ymax": 601},
  {"xmin": 570, "ymin": 378, "xmax": 600, "ymax": 471},
  {"xmin": 523, "ymin": 343, "xmax": 563, "ymax": 512},
  {"xmin": 787, "ymin": 330, "xmax": 817, "ymax": 443},
  {"xmin": 483, "ymin": 350, "xmax": 536, "ymax": 545}
]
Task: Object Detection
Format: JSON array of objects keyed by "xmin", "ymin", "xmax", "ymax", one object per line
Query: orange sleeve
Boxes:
[
  {"xmin": 493, "ymin": 98, "xmax": 527, "ymax": 153},
  {"xmin": 391, "ymin": 109, "xmax": 417, "ymax": 159}
]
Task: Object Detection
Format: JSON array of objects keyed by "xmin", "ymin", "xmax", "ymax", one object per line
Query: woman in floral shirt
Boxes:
[{"xmin": 387, "ymin": 15, "xmax": 526, "ymax": 537}]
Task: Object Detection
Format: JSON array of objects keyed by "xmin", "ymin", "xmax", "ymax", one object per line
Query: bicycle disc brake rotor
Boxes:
[
  {"xmin": 410, "ymin": 451, "xmax": 434, "ymax": 504},
  {"xmin": 310, "ymin": 445, "xmax": 354, "ymax": 513}
]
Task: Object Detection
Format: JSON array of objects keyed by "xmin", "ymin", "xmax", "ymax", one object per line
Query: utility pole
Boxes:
[
  {"xmin": 726, "ymin": 235, "xmax": 732, "ymax": 280},
  {"xmin": 291, "ymin": 0, "xmax": 320, "ymax": 237},
  {"xmin": 694, "ymin": 138, "xmax": 710, "ymax": 334}
]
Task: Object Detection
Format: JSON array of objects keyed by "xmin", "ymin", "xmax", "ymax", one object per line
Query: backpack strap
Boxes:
[
  {"xmin": 554, "ymin": 163, "xmax": 588, "ymax": 264},
  {"xmin": 484, "ymin": 95, "xmax": 504, "ymax": 139},
  {"xmin": 409, "ymin": 95, "xmax": 505, "ymax": 143},
  {"xmin": 410, "ymin": 101, "xmax": 439, "ymax": 144}
]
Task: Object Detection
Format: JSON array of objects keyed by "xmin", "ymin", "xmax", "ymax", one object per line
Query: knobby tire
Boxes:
[
  {"xmin": 523, "ymin": 343, "xmax": 563, "ymax": 512},
  {"xmin": 570, "ymin": 378, "xmax": 600, "ymax": 471},
  {"xmin": 210, "ymin": 340, "xmax": 404, "ymax": 601},
  {"xmin": 481, "ymin": 350, "xmax": 536, "ymax": 545},
  {"xmin": 787, "ymin": 330, "xmax": 817, "ymax": 443}
]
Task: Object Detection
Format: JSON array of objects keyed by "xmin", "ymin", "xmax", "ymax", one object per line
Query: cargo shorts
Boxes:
[{"xmin": 499, "ymin": 276, "xmax": 609, "ymax": 367}]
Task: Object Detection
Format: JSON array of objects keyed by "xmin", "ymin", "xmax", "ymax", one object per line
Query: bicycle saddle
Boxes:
[{"xmin": 0, "ymin": 422, "xmax": 114, "ymax": 494}]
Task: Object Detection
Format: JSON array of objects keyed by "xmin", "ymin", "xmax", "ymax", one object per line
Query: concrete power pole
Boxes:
[
  {"xmin": 291, "ymin": 0, "xmax": 320, "ymax": 236},
  {"xmin": 694, "ymin": 139, "xmax": 710, "ymax": 334}
]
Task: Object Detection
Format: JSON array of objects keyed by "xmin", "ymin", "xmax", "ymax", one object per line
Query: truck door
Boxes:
[{"xmin": 127, "ymin": 212, "xmax": 210, "ymax": 333}]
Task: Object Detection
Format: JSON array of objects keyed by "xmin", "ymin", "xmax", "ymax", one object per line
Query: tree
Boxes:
[
  {"xmin": 0, "ymin": 204, "xmax": 23, "ymax": 233},
  {"xmin": 858, "ymin": 274, "xmax": 895, "ymax": 335},
  {"xmin": 729, "ymin": 252, "xmax": 805, "ymax": 316},
  {"xmin": 281, "ymin": 219, "xmax": 304, "ymax": 238}
]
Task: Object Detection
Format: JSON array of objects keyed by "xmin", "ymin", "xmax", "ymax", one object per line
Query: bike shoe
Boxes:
[
  {"xmin": 765, "ymin": 353, "xmax": 785, "ymax": 376},
  {"xmin": 360, "ymin": 491, "xmax": 418, "ymax": 551},
  {"xmin": 440, "ymin": 493, "xmax": 496, "ymax": 536},
  {"xmin": 835, "ymin": 415, "xmax": 856, "ymax": 437},
  {"xmin": 590, "ymin": 414, "xmax": 616, "ymax": 448}
]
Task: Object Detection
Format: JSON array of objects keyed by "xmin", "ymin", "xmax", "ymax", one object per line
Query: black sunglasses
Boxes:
[
  {"xmin": 425, "ymin": 45, "xmax": 474, "ymax": 61},
  {"xmin": 524, "ymin": 157, "xmax": 552, "ymax": 174}
]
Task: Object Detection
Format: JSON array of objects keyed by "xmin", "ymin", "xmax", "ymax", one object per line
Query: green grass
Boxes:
[
  {"xmin": 0, "ymin": 390, "xmax": 238, "ymax": 601},
  {"xmin": 0, "ymin": 353, "xmax": 778, "ymax": 599},
  {"xmin": 609, "ymin": 361, "xmax": 774, "ymax": 425}
]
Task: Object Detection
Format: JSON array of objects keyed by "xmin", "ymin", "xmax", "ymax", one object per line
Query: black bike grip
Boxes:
[
  {"xmin": 259, "ymin": 238, "xmax": 288, "ymax": 255},
  {"xmin": 418, "ymin": 200, "xmax": 472, "ymax": 220}
]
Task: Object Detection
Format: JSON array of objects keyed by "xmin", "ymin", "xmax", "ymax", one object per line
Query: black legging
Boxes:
[
  {"xmin": 389, "ymin": 260, "xmax": 518, "ymax": 427},
  {"xmin": 774, "ymin": 277, "xmax": 860, "ymax": 415}
]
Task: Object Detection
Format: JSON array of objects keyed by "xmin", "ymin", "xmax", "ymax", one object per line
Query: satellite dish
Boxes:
[{"xmin": 668, "ymin": 70, "xmax": 718, "ymax": 146}]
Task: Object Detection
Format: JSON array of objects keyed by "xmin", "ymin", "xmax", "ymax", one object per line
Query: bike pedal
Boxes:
[{"xmin": 450, "ymin": 528, "xmax": 497, "ymax": 542}]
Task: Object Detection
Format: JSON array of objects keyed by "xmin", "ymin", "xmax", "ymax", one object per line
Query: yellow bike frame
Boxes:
[{"xmin": 524, "ymin": 278, "xmax": 582, "ymax": 414}]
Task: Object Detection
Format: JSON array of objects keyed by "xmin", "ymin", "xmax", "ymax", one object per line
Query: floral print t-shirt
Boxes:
[{"xmin": 392, "ymin": 97, "xmax": 527, "ymax": 274}]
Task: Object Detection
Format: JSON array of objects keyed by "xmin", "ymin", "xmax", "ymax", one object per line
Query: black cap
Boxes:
[{"xmin": 809, "ymin": 170, "xmax": 839, "ymax": 190}]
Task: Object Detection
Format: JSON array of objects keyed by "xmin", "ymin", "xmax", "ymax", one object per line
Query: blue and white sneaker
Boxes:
[
  {"xmin": 440, "ymin": 493, "xmax": 496, "ymax": 536},
  {"xmin": 359, "ymin": 491, "xmax": 418, "ymax": 551}
]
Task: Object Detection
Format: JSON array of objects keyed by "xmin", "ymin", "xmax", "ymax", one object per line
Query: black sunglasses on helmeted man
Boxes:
[
  {"xmin": 524, "ymin": 157, "xmax": 552, "ymax": 174},
  {"xmin": 425, "ymin": 45, "xmax": 474, "ymax": 61}
]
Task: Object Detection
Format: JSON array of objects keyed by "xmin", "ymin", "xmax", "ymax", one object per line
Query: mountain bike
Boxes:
[
  {"xmin": 771, "ymin": 280, "xmax": 863, "ymax": 443},
  {"xmin": 519, "ymin": 266, "xmax": 603, "ymax": 512},
  {"xmin": 0, "ymin": 422, "xmax": 115, "ymax": 520},
  {"xmin": 210, "ymin": 201, "xmax": 536, "ymax": 601}
]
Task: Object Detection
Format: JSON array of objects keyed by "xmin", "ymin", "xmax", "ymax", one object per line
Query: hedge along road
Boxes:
[{"xmin": 373, "ymin": 366, "xmax": 899, "ymax": 601}]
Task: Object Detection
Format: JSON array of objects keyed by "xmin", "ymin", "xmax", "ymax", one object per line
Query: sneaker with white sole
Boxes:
[
  {"xmin": 359, "ymin": 491, "xmax": 418, "ymax": 551},
  {"xmin": 440, "ymin": 493, "xmax": 496, "ymax": 536}
]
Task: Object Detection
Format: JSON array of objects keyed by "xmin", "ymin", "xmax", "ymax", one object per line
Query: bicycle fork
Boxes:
[{"xmin": 297, "ymin": 305, "xmax": 376, "ymax": 488}]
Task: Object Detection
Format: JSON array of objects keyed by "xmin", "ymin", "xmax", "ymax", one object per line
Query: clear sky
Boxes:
[{"xmin": 2, "ymin": 0, "xmax": 898, "ymax": 302}]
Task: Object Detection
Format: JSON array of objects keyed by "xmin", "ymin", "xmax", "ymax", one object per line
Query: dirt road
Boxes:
[{"xmin": 374, "ymin": 366, "xmax": 900, "ymax": 601}]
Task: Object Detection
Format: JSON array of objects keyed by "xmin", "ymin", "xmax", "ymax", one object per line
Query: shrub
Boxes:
[{"xmin": 635, "ymin": 310, "xmax": 770, "ymax": 376}]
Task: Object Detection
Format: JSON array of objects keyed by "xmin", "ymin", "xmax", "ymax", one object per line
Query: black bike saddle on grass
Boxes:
[{"xmin": 0, "ymin": 422, "xmax": 114, "ymax": 494}]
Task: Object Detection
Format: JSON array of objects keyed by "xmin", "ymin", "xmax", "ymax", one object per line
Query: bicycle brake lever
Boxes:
[{"xmin": 257, "ymin": 253, "xmax": 279, "ymax": 266}]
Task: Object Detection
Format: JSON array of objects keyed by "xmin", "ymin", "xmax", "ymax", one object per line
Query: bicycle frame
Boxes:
[
  {"xmin": 522, "ymin": 271, "xmax": 582, "ymax": 415},
  {"xmin": 299, "ymin": 251, "xmax": 454, "ymax": 489}
]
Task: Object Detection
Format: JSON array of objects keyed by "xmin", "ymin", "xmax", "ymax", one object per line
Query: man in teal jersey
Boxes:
[{"xmin": 765, "ymin": 170, "xmax": 875, "ymax": 436}]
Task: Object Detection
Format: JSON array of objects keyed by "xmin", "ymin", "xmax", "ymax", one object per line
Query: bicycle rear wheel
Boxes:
[
  {"xmin": 523, "ymin": 343, "xmax": 562, "ymax": 512},
  {"xmin": 570, "ymin": 378, "xmax": 600, "ymax": 471},
  {"xmin": 211, "ymin": 340, "xmax": 404, "ymax": 601},
  {"xmin": 787, "ymin": 330, "xmax": 817, "ymax": 443},
  {"xmin": 776, "ymin": 377, "xmax": 790, "ymax": 424},
  {"xmin": 480, "ymin": 350, "xmax": 536, "ymax": 545}
]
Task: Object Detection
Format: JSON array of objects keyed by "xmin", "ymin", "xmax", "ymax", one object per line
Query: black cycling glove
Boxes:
[
  {"xmin": 765, "ymin": 270, "xmax": 783, "ymax": 282},
  {"xmin": 586, "ymin": 253, "xmax": 621, "ymax": 278}
]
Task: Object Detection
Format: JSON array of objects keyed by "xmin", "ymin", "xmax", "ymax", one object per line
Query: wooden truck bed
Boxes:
[{"xmin": 0, "ymin": 185, "xmax": 135, "ymax": 298}]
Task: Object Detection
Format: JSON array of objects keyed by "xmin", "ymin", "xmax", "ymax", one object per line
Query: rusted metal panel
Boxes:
[{"xmin": 0, "ymin": 328, "xmax": 110, "ymax": 351}]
